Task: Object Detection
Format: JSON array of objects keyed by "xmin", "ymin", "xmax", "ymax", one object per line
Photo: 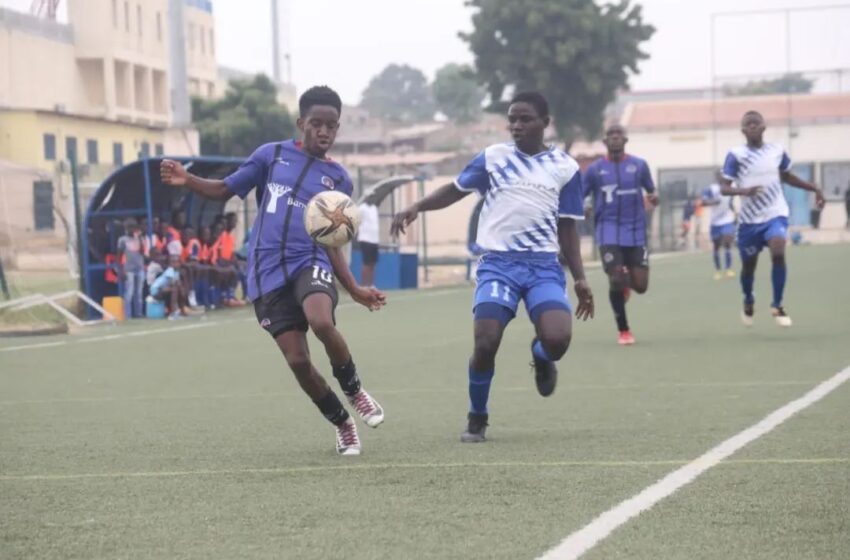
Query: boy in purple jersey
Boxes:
[
  {"xmin": 583, "ymin": 125, "xmax": 658, "ymax": 346},
  {"xmin": 160, "ymin": 86, "xmax": 386, "ymax": 456}
]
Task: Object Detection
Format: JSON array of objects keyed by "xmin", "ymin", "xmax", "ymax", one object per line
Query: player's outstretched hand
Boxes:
[
  {"xmin": 351, "ymin": 285, "xmax": 386, "ymax": 312},
  {"xmin": 814, "ymin": 187, "xmax": 826, "ymax": 210},
  {"xmin": 574, "ymin": 279, "xmax": 594, "ymax": 321},
  {"xmin": 161, "ymin": 159, "xmax": 188, "ymax": 186},
  {"xmin": 390, "ymin": 207, "xmax": 418, "ymax": 236}
]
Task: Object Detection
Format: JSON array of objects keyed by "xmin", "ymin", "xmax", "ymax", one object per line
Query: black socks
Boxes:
[
  {"xmin": 332, "ymin": 358, "xmax": 361, "ymax": 397},
  {"xmin": 609, "ymin": 290, "xmax": 629, "ymax": 332}
]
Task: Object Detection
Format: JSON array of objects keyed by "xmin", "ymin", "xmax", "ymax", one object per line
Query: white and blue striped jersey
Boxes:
[
  {"xmin": 701, "ymin": 183, "xmax": 735, "ymax": 226},
  {"xmin": 454, "ymin": 143, "xmax": 584, "ymax": 253},
  {"xmin": 722, "ymin": 143, "xmax": 791, "ymax": 224}
]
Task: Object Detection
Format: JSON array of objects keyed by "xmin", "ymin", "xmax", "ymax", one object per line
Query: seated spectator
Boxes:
[
  {"xmin": 181, "ymin": 226, "xmax": 203, "ymax": 307},
  {"xmin": 149, "ymin": 252, "xmax": 196, "ymax": 320},
  {"xmin": 210, "ymin": 212, "xmax": 244, "ymax": 307}
]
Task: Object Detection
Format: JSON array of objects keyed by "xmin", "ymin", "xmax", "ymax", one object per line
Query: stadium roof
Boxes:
[{"xmin": 622, "ymin": 93, "xmax": 850, "ymax": 131}]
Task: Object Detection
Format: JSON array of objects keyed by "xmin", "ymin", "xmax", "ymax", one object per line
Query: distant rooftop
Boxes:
[{"xmin": 623, "ymin": 93, "xmax": 850, "ymax": 130}]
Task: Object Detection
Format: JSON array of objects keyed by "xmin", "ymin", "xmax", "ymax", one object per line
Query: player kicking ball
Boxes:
[
  {"xmin": 720, "ymin": 110, "xmax": 824, "ymax": 328},
  {"xmin": 582, "ymin": 125, "xmax": 657, "ymax": 345},
  {"xmin": 391, "ymin": 91, "xmax": 594, "ymax": 443},
  {"xmin": 161, "ymin": 86, "xmax": 385, "ymax": 455}
]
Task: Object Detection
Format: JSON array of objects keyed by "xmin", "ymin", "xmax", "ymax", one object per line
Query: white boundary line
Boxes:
[
  {"xmin": 537, "ymin": 364, "xmax": 850, "ymax": 560},
  {"xmin": 0, "ymin": 287, "xmax": 466, "ymax": 355},
  {"xmin": 1, "ymin": 457, "xmax": 847, "ymax": 483}
]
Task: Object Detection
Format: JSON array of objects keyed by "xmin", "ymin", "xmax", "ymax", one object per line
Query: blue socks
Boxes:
[
  {"xmin": 725, "ymin": 248, "xmax": 733, "ymax": 270},
  {"xmin": 468, "ymin": 366, "xmax": 494, "ymax": 414},
  {"xmin": 741, "ymin": 273, "xmax": 755, "ymax": 305},
  {"xmin": 713, "ymin": 251, "xmax": 721, "ymax": 271},
  {"xmin": 771, "ymin": 263, "xmax": 787, "ymax": 307},
  {"xmin": 532, "ymin": 339, "xmax": 553, "ymax": 362}
]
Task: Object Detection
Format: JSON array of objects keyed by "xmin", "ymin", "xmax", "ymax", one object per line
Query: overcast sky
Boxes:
[{"xmin": 3, "ymin": 0, "xmax": 849, "ymax": 104}]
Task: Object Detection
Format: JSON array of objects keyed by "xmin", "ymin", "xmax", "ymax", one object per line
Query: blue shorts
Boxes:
[
  {"xmin": 737, "ymin": 217, "xmax": 788, "ymax": 258},
  {"xmin": 473, "ymin": 252, "xmax": 571, "ymax": 324},
  {"xmin": 710, "ymin": 223, "xmax": 736, "ymax": 241}
]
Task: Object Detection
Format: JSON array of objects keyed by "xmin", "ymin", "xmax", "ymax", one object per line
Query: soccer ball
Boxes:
[{"xmin": 304, "ymin": 191, "xmax": 360, "ymax": 248}]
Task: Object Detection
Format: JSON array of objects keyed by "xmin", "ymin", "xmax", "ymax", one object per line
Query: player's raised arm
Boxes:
[
  {"xmin": 160, "ymin": 159, "xmax": 234, "ymax": 201},
  {"xmin": 390, "ymin": 183, "xmax": 470, "ymax": 236},
  {"xmin": 326, "ymin": 246, "xmax": 386, "ymax": 311}
]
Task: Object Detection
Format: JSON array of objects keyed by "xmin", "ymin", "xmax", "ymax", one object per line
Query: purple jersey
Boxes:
[
  {"xmin": 583, "ymin": 155, "xmax": 655, "ymax": 247},
  {"xmin": 224, "ymin": 140, "xmax": 354, "ymax": 301}
]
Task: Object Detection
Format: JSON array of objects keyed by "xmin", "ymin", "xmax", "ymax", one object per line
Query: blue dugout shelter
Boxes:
[{"xmin": 82, "ymin": 156, "xmax": 244, "ymax": 314}]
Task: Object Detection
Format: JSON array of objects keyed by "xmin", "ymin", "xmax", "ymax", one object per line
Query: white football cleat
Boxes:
[
  {"xmin": 347, "ymin": 389, "xmax": 385, "ymax": 428},
  {"xmin": 741, "ymin": 302, "xmax": 754, "ymax": 327},
  {"xmin": 771, "ymin": 306, "xmax": 792, "ymax": 328},
  {"xmin": 335, "ymin": 417, "xmax": 361, "ymax": 456}
]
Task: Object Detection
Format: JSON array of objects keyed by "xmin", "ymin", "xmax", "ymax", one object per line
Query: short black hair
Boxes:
[
  {"xmin": 743, "ymin": 110, "xmax": 763, "ymax": 119},
  {"xmin": 299, "ymin": 86, "xmax": 342, "ymax": 117},
  {"xmin": 510, "ymin": 91, "xmax": 549, "ymax": 118}
]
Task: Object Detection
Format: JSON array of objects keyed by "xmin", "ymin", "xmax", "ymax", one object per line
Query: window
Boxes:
[
  {"xmin": 156, "ymin": 12, "xmax": 162, "ymax": 42},
  {"xmin": 113, "ymin": 142, "xmax": 124, "ymax": 166},
  {"xmin": 65, "ymin": 136, "xmax": 77, "ymax": 162},
  {"xmin": 200, "ymin": 26, "xmax": 206, "ymax": 54},
  {"xmin": 154, "ymin": 143, "xmax": 164, "ymax": 156},
  {"xmin": 188, "ymin": 23, "xmax": 195, "ymax": 51},
  {"xmin": 140, "ymin": 141, "xmax": 150, "ymax": 158},
  {"xmin": 86, "ymin": 139, "xmax": 98, "ymax": 164},
  {"xmin": 111, "ymin": 0, "xmax": 117, "ymax": 27},
  {"xmin": 124, "ymin": 1, "xmax": 129, "ymax": 31},
  {"xmin": 209, "ymin": 29, "xmax": 214, "ymax": 55},
  {"xmin": 136, "ymin": 4, "xmax": 142, "ymax": 36},
  {"xmin": 33, "ymin": 181, "xmax": 55, "ymax": 231},
  {"xmin": 43, "ymin": 133, "xmax": 56, "ymax": 161}
]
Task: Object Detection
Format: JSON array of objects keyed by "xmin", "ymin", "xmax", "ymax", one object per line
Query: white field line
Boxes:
[
  {"xmin": 0, "ymin": 287, "xmax": 466, "ymax": 355},
  {"xmin": 0, "ymin": 380, "xmax": 816, "ymax": 407},
  {"xmin": 537, "ymin": 364, "xmax": 850, "ymax": 560},
  {"xmin": 0, "ymin": 457, "xmax": 847, "ymax": 483}
]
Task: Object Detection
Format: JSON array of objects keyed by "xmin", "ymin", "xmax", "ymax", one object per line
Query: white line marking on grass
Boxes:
[
  {"xmin": 1, "ymin": 457, "xmax": 847, "ymax": 483},
  {"xmin": 0, "ymin": 341, "xmax": 67, "ymax": 353},
  {"xmin": 537, "ymin": 364, "xmax": 850, "ymax": 560}
]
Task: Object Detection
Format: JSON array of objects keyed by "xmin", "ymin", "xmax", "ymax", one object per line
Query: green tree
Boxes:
[
  {"xmin": 192, "ymin": 74, "xmax": 295, "ymax": 156},
  {"xmin": 723, "ymin": 72, "xmax": 814, "ymax": 97},
  {"xmin": 360, "ymin": 64, "xmax": 435, "ymax": 123},
  {"xmin": 433, "ymin": 63, "xmax": 486, "ymax": 123},
  {"xmin": 461, "ymin": 0, "xmax": 654, "ymax": 147}
]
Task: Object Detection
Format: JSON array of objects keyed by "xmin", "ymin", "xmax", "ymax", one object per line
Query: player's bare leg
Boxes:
[
  {"xmin": 740, "ymin": 254, "xmax": 758, "ymax": 327},
  {"xmin": 275, "ymin": 329, "xmax": 360, "ymax": 455},
  {"xmin": 463, "ymin": 317, "xmax": 507, "ymax": 443},
  {"xmin": 531, "ymin": 309, "xmax": 572, "ymax": 397},
  {"xmin": 303, "ymin": 293, "xmax": 384, "ymax": 427},
  {"xmin": 627, "ymin": 266, "xmax": 649, "ymax": 294},
  {"xmin": 767, "ymin": 236, "xmax": 791, "ymax": 327}
]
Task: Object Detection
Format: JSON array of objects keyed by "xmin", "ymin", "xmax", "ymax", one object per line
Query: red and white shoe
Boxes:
[
  {"xmin": 618, "ymin": 330, "xmax": 636, "ymax": 345},
  {"xmin": 335, "ymin": 417, "xmax": 361, "ymax": 456},
  {"xmin": 347, "ymin": 389, "xmax": 385, "ymax": 428}
]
